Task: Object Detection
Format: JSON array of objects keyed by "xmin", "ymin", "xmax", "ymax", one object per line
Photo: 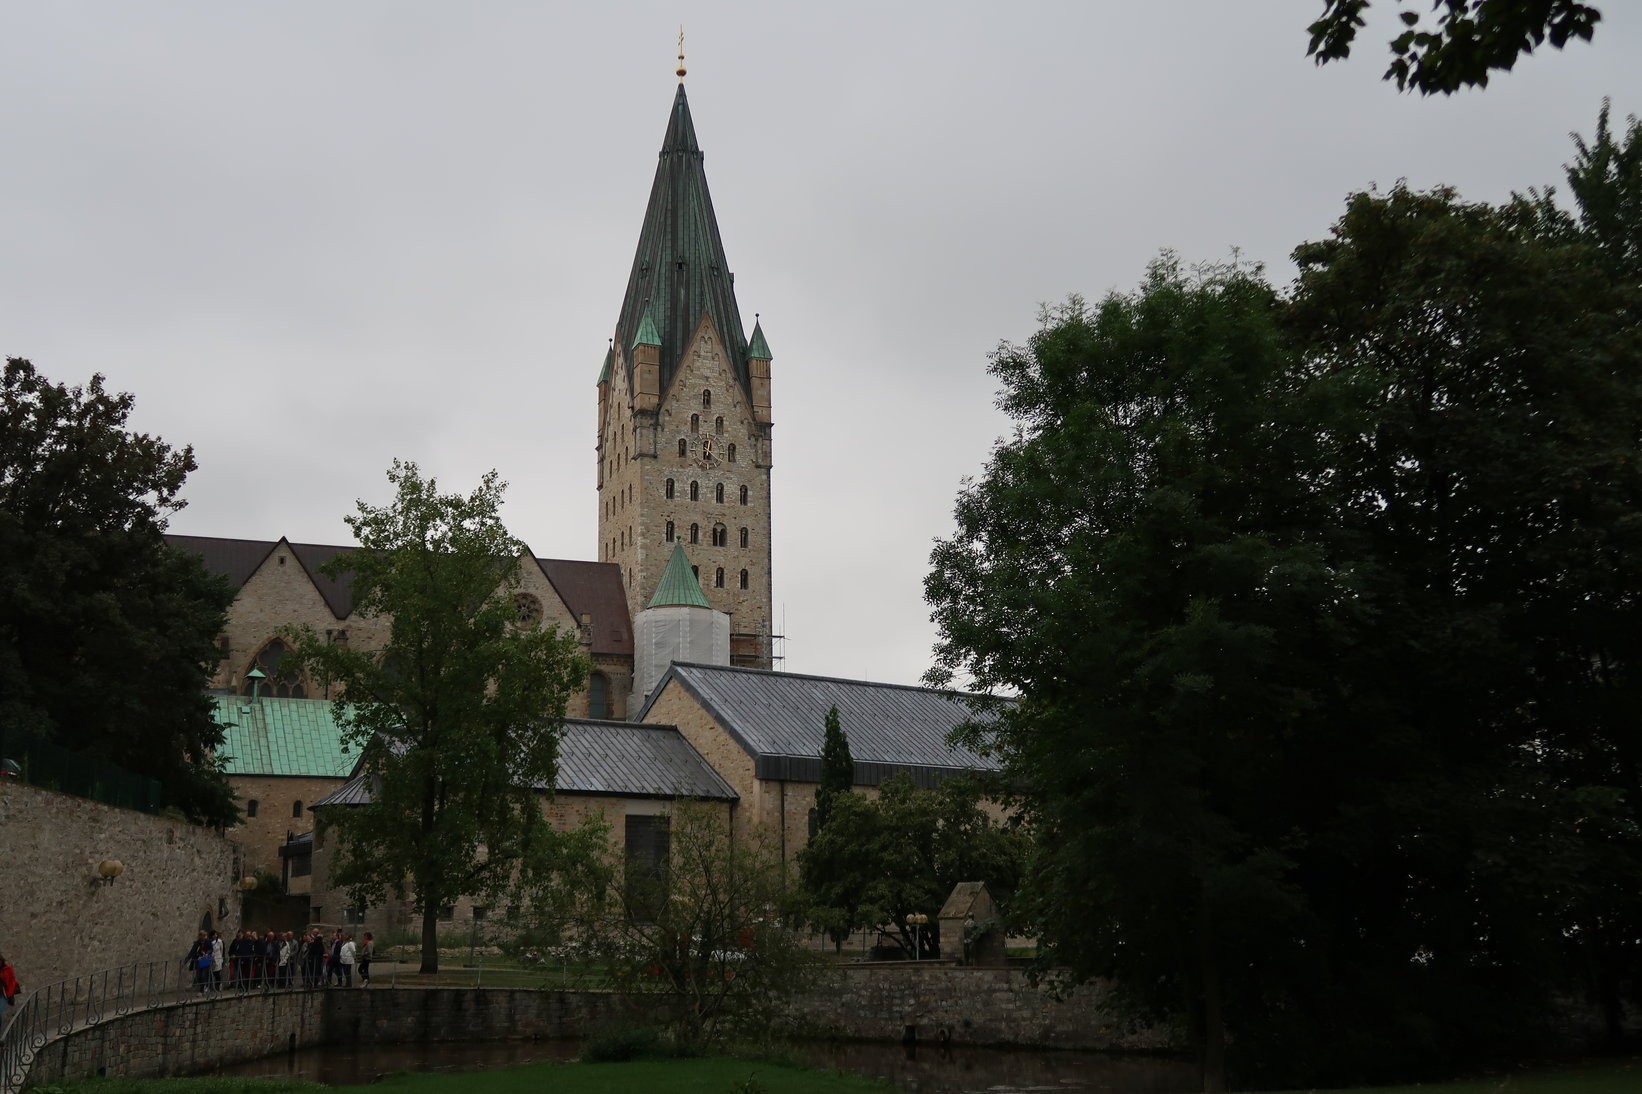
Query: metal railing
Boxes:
[{"xmin": 0, "ymin": 957, "xmax": 331, "ymax": 1094}]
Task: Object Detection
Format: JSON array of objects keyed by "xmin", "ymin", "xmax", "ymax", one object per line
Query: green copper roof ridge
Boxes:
[
  {"xmin": 633, "ymin": 311, "xmax": 662, "ymax": 349},
  {"xmin": 747, "ymin": 320, "xmax": 772, "ymax": 360},
  {"xmin": 648, "ymin": 543, "xmax": 711, "ymax": 609}
]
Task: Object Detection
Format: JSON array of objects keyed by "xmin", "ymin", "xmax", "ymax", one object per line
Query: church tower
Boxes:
[{"xmin": 596, "ymin": 77, "xmax": 775, "ymax": 670}]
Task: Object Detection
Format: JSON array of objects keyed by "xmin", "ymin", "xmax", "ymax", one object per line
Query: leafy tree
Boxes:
[
  {"xmin": 0, "ymin": 358, "xmax": 236, "ymax": 824},
  {"xmin": 568, "ymin": 800, "xmax": 817, "ymax": 1050},
  {"xmin": 1307, "ymin": 0, "xmax": 1603, "ymax": 94},
  {"xmin": 927, "ymin": 147, "xmax": 1642, "ymax": 1088},
  {"xmin": 813, "ymin": 705, "xmax": 853, "ymax": 831},
  {"xmin": 799, "ymin": 773, "xmax": 1029, "ymax": 960},
  {"xmin": 285, "ymin": 460, "xmax": 589, "ymax": 973}
]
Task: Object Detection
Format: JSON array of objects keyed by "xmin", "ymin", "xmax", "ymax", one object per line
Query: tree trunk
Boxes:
[
  {"xmin": 1198, "ymin": 909, "xmax": 1227, "ymax": 1093},
  {"xmin": 420, "ymin": 899, "xmax": 440, "ymax": 974}
]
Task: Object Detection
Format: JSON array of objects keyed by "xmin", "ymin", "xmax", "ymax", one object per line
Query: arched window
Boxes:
[
  {"xmin": 702, "ymin": 389, "xmax": 712, "ymax": 409},
  {"xmin": 712, "ymin": 524, "xmax": 727, "ymax": 547},
  {"xmin": 293, "ymin": 801, "xmax": 304, "ymax": 818},
  {"xmin": 678, "ymin": 438, "xmax": 688, "ymax": 457},
  {"xmin": 739, "ymin": 485, "xmax": 749, "ymax": 505},
  {"xmin": 715, "ymin": 483, "xmax": 725, "ymax": 504},
  {"xmin": 243, "ymin": 639, "xmax": 306, "ymax": 699},
  {"xmin": 589, "ymin": 672, "xmax": 609, "ymax": 720},
  {"xmin": 690, "ymin": 413, "xmax": 700, "ymax": 434},
  {"xmin": 247, "ymin": 799, "xmax": 259, "ymax": 818},
  {"xmin": 690, "ymin": 480, "xmax": 700, "ymax": 501},
  {"xmin": 692, "ymin": 565, "xmax": 700, "ymax": 580},
  {"xmin": 727, "ymin": 443, "xmax": 736, "ymax": 463},
  {"xmin": 714, "ymin": 415, "xmax": 724, "ymax": 435},
  {"xmin": 739, "ymin": 527, "xmax": 749, "ymax": 548},
  {"xmin": 715, "ymin": 567, "xmax": 725, "ymax": 588},
  {"xmin": 739, "ymin": 569, "xmax": 749, "ymax": 590},
  {"xmin": 690, "ymin": 523, "xmax": 700, "ymax": 544},
  {"xmin": 665, "ymin": 521, "xmax": 675, "ymax": 542},
  {"xmin": 665, "ymin": 478, "xmax": 675, "ymax": 499}
]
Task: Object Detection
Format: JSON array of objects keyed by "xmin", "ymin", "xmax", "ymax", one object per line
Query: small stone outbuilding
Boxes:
[{"xmin": 940, "ymin": 881, "xmax": 1006, "ymax": 967}]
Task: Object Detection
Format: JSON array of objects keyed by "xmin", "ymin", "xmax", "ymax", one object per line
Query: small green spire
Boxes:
[
  {"xmin": 747, "ymin": 318, "xmax": 772, "ymax": 360},
  {"xmin": 633, "ymin": 311, "xmax": 662, "ymax": 350},
  {"xmin": 648, "ymin": 543, "xmax": 711, "ymax": 609},
  {"xmin": 597, "ymin": 345, "xmax": 612, "ymax": 384}
]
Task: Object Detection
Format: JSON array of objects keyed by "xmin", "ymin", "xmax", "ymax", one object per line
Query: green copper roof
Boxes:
[
  {"xmin": 597, "ymin": 347, "xmax": 612, "ymax": 384},
  {"xmin": 648, "ymin": 543, "xmax": 712, "ymax": 609},
  {"xmin": 614, "ymin": 85, "xmax": 755, "ymax": 401},
  {"xmin": 747, "ymin": 320, "xmax": 772, "ymax": 361},
  {"xmin": 213, "ymin": 695, "xmax": 358, "ymax": 777},
  {"xmin": 633, "ymin": 311, "xmax": 662, "ymax": 349}
]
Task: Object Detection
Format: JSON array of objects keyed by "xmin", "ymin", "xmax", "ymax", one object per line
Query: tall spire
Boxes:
[{"xmin": 613, "ymin": 83, "xmax": 752, "ymax": 401}]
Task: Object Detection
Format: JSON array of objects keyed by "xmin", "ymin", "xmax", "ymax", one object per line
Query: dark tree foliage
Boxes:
[
  {"xmin": 1307, "ymin": 0, "xmax": 1602, "ymax": 94},
  {"xmin": 284, "ymin": 461, "xmax": 590, "ymax": 973},
  {"xmin": 799, "ymin": 773, "xmax": 1029, "ymax": 960},
  {"xmin": 0, "ymin": 358, "xmax": 236, "ymax": 824},
  {"xmin": 814, "ymin": 704, "xmax": 853, "ymax": 831},
  {"xmin": 926, "ymin": 121, "xmax": 1642, "ymax": 1089}
]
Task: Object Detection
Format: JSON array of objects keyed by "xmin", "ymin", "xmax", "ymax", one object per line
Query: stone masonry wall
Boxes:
[
  {"xmin": 0, "ymin": 781, "xmax": 241, "ymax": 989},
  {"xmin": 19, "ymin": 970, "xmax": 1164, "ymax": 1090},
  {"xmin": 786, "ymin": 964, "xmax": 1171, "ymax": 1052}
]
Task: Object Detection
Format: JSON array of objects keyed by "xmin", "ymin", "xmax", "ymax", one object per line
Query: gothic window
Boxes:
[
  {"xmin": 515, "ymin": 593, "xmax": 543, "ymax": 627},
  {"xmin": 690, "ymin": 480, "xmax": 700, "ymax": 501},
  {"xmin": 740, "ymin": 527, "xmax": 749, "ymax": 548},
  {"xmin": 727, "ymin": 443, "xmax": 736, "ymax": 463},
  {"xmin": 242, "ymin": 639, "xmax": 306, "ymax": 699},
  {"xmin": 247, "ymin": 800, "xmax": 259, "ymax": 818},
  {"xmin": 714, "ymin": 415, "xmax": 724, "ymax": 435},
  {"xmin": 292, "ymin": 801, "xmax": 304, "ymax": 818},
  {"xmin": 678, "ymin": 439, "xmax": 688, "ymax": 458},
  {"xmin": 739, "ymin": 569, "xmax": 749, "ymax": 590},
  {"xmin": 712, "ymin": 524, "xmax": 727, "ymax": 547},
  {"xmin": 715, "ymin": 567, "xmax": 725, "ymax": 588},
  {"xmin": 690, "ymin": 414, "xmax": 700, "ymax": 434},
  {"xmin": 666, "ymin": 478, "xmax": 675, "ymax": 499},
  {"xmin": 715, "ymin": 483, "xmax": 725, "ymax": 504},
  {"xmin": 690, "ymin": 523, "xmax": 700, "ymax": 544},
  {"xmin": 589, "ymin": 672, "xmax": 609, "ymax": 720},
  {"xmin": 739, "ymin": 485, "xmax": 749, "ymax": 505},
  {"xmin": 665, "ymin": 521, "xmax": 675, "ymax": 542},
  {"xmin": 702, "ymin": 389, "xmax": 712, "ymax": 409}
]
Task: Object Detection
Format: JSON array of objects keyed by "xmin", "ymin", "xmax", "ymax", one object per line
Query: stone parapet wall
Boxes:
[
  {"xmin": 785, "ymin": 965, "xmax": 1171, "ymax": 1052},
  {"xmin": 0, "ymin": 781, "xmax": 241, "ymax": 989}
]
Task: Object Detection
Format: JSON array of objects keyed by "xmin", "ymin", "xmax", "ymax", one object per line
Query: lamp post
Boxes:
[{"xmin": 907, "ymin": 912, "xmax": 929, "ymax": 961}]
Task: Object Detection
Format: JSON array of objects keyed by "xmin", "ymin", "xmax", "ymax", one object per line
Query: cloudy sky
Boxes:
[{"xmin": 4, "ymin": 3, "xmax": 1638, "ymax": 687}]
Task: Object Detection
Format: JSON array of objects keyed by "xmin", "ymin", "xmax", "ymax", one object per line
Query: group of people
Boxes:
[{"xmin": 183, "ymin": 928, "xmax": 373, "ymax": 991}]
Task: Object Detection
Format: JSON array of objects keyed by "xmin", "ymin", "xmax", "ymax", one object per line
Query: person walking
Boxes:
[
  {"xmin": 210, "ymin": 931, "xmax": 224, "ymax": 991},
  {"xmin": 328, "ymin": 930, "xmax": 344, "ymax": 987},
  {"xmin": 356, "ymin": 932, "xmax": 374, "ymax": 987},
  {"xmin": 185, "ymin": 931, "xmax": 211, "ymax": 993},
  {"xmin": 0, "ymin": 952, "xmax": 21, "ymax": 1031},
  {"xmin": 339, "ymin": 933, "xmax": 356, "ymax": 988}
]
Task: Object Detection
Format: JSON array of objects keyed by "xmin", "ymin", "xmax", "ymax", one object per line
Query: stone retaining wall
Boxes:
[{"xmin": 786, "ymin": 964, "xmax": 1171, "ymax": 1051}]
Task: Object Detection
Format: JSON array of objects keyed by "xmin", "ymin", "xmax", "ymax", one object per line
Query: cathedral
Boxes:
[{"xmin": 173, "ymin": 75, "xmax": 997, "ymax": 919}]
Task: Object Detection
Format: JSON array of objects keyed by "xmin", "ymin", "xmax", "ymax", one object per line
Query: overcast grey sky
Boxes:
[{"xmin": 3, "ymin": 3, "xmax": 1638, "ymax": 687}]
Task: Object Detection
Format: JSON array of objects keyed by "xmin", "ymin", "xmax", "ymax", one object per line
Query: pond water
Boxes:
[{"xmin": 217, "ymin": 1039, "xmax": 1199, "ymax": 1093}]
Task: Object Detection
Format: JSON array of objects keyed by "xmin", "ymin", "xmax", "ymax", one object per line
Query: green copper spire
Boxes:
[
  {"xmin": 648, "ymin": 543, "xmax": 711, "ymax": 609},
  {"xmin": 597, "ymin": 345, "xmax": 612, "ymax": 384},
  {"xmin": 613, "ymin": 84, "xmax": 755, "ymax": 400},
  {"xmin": 633, "ymin": 310, "xmax": 662, "ymax": 350},
  {"xmin": 747, "ymin": 318, "xmax": 772, "ymax": 360}
]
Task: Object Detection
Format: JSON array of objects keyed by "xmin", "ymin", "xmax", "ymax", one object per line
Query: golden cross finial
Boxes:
[{"xmin": 676, "ymin": 26, "xmax": 687, "ymax": 81}]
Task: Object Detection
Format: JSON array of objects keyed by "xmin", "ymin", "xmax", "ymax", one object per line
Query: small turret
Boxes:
[
  {"xmin": 630, "ymin": 543, "xmax": 729, "ymax": 710},
  {"xmin": 747, "ymin": 318, "xmax": 772, "ymax": 425},
  {"xmin": 633, "ymin": 311, "xmax": 662, "ymax": 413}
]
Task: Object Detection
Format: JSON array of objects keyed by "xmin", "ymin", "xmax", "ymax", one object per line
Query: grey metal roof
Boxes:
[
  {"xmin": 556, "ymin": 718, "xmax": 736, "ymax": 800},
  {"xmin": 310, "ymin": 717, "xmax": 735, "ymax": 807},
  {"xmin": 637, "ymin": 664, "xmax": 1004, "ymax": 788}
]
